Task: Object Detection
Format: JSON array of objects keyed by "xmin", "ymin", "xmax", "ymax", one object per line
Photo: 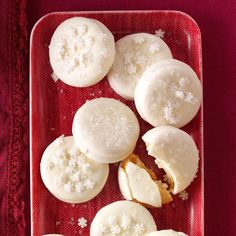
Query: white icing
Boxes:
[
  {"xmin": 72, "ymin": 98, "xmax": 140, "ymax": 163},
  {"xmin": 49, "ymin": 17, "xmax": 115, "ymax": 87},
  {"xmin": 40, "ymin": 136, "xmax": 109, "ymax": 203},
  {"xmin": 134, "ymin": 59, "xmax": 202, "ymax": 128},
  {"xmin": 142, "ymin": 126, "xmax": 199, "ymax": 194},
  {"xmin": 90, "ymin": 201, "xmax": 157, "ymax": 236},
  {"xmin": 108, "ymin": 33, "xmax": 172, "ymax": 100}
]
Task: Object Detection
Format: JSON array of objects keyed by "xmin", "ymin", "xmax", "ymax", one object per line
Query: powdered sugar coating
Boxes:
[
  {"xmin": 40, "ymin": 136, "xmax": 109, "ymax": 203},
  {"xmin": 135, "ymin": 59, "xmax": 202, "ymax": 128},
  {"xmin": 72, "ymin": 98, "xmax": 140, "ymax": 163},
  {"xmin": 90, "ymin": 201, "xmax": 156, "ymax": 236},
  {"xmin": 49, "ymin": 17, "xmax": 115, "ymax": 87},
  {"xmin": 108, "ymin": 33, "xmax": 172, "ymax": 100}
]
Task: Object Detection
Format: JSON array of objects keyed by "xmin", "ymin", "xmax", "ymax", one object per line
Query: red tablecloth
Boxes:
[{"xmin": 0, "ymin": 0, "xmax": 235, "ymax": 235}]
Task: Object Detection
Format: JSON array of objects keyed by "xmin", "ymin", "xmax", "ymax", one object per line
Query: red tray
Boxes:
[{"xmin": 30, "ymin": 10, "xmax": 203, "ymax": 236}]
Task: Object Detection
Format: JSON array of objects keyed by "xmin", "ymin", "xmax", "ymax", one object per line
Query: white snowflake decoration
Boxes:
[
  {"xmin": 98, "ymin": 32, "xmax": 108, "ymax": 41},
  {"xmin": 78, "ymin": 217, "xmax": 88, "ymax": 228},
  {"xmin": 120, "ymin": 214, "xmax": 132, "ymax": 229},
  {"xmin": 100, "ymin": 47, "xmax": 108, "ymax": 57},
  {"xmin": 155, "ymin": 29, "xmax": 165, "ymax": 38},
  {"xmin": 133, "ymin": 35, "xmax": 145, "ymax": 44},
  {"xmin": 78, "ymin": 24, "xmax": 87, "ymax": 35},
  {"xmin": 185, "ymin": 92, "xmax": 198, "ymax": 104},
  {"xmin": 45, "ymin": 160, "xmax": 54, "ymax": 170},
  {"xmin": 163, "ymin": 105, "xmax": 178, "ymax": 124},
  {"xmin": 127, "ymin": 64, "xmax": 137, "ymax": 75},
  {"xmin": 175, "ymin": 90, "xmax": 185, "ymax": 99},
  {"xmin": 123, "ymin": 53, "xmax": 133, "ymax": 64},
  {"xmin": 55, "ymin": 135, "xmax": 65, "ymax": 146},
  {"xmin": 134, "ymin": 223, "xmax": 145, "ymax": 234},
  {"xmin": 64, "ymin": 181, "xmax": 74, "ymax": 192},
  {"xmin": 107, "ymin": 215, "xmax": 118, "ymax": 225},
  {"xmin": 84, "ymin": 179, "xmax": 96, "ymax": 189},
  {"xmin": 75, "ymin": 183, "xmax": 85, "ymax": 193},
  {"xmin": 149, "ymin": 42, "xmax": 161, "ymax": 53},
  {"xmin": 136, "ymin": 55, "xmax": 147, "ymax": 67},
  {"xmin": 110, "ymin": 225, "xmax": 122, "ymax": 234},
  {"xmin": 179, "ymin": 190, "xmax": 189, "ymax": 200}
]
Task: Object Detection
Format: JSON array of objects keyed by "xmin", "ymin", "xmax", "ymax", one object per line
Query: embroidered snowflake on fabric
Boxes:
[
  {"xmin": 78, "ymin": 217, "xmax": 88, "ymax": 228},
  {"xmin": 155, "ymin": 29, "xmax": 165, "ymax": 38},
  {"xmin": 179, "ymin": 190, "xmax": 189, "ymax": 200}
]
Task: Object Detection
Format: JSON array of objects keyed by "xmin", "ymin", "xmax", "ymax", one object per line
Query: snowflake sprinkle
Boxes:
[
  {"xmin": 134, "ymin": 223, "xmax": 145, "ymax": 234},
  {"xmin": 133, "ymin": 35, "xmax": 145, "ymax": 44},
  {"xmin": 179, "ymin": 190, "xmax": 189, "ymax": 200},
  {"xmin": 149, "ymin": 42, "xmax": 161, "ymax": 53},
  {"xmin": 155, "ymin": 29, "xmax": 165, "ymax": 38},
  {"xmin": 127, "ymin": 64, "xmax": 137, "ymax": 75},
  {"xmin": 110, "ymin": 225, "xmax": 121, "ymax": 234},
  {"xmin": 78, "ymin": 217, "xmax": 88, "ymax": 228}
]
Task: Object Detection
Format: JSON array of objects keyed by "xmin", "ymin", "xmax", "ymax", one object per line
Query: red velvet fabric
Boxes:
[{"xmin": 1, "ymin": 0, "xmax": 236, "ymax": 235}]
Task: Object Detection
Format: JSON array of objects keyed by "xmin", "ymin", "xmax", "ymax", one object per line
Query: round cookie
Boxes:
[
  {"xmin": 90, "ymin": 201, "xmax": 157, "ymax": 236},
  {"xmin": 40, "ymin": 136, "xmax": 109, "ymax": 203},
  {"xmin": 145, "ymin": 230, "xmax": 188, "ymax": 236},
  {"xmin": 142, "ymin": 126, "xmax": 199, "ymax": 194},
  {"xmin": 72, "ymin": 98, "xmax": 140, "ymax": 163},
  {"xmin": 134, "ymin": 59, "xmax": 202, "ymax": 127},
  {"xmin": 49, "ymin": 17, "xmax": 115, "ymax": 87},
  {"xmin": 107, "ymin": 33, "xmax": 172, "ymax": 100}
]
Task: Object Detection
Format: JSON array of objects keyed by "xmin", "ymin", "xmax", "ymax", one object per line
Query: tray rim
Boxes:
[{"xmin": 30, "ymin": 10, "xmax": 204, "ymax": 236}]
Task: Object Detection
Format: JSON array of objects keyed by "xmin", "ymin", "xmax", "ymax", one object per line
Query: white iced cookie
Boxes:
[
  {"xmin": 118, "ymin": 154, "xmax": 172, "ymax": 207},
  {"xmin": 145, "ymin": 230, "xmax": 188, "ymax": 236},
  {"xmin": 134, "ymin": 59, "xmax": 202, "ymax": 127},
  {"xmin": 90, "ymin": 201, "xmax": 157, "ymax": 236},
  {"xmin": 40, "ymin": 136, "xmax": 109, "ymax": 203},
  {"xmin": 72, "ymin": 98, "xmax": 140, "ymax": 163},
  {"xmin": 49, "ymin": 17, "xmax": 115, "ymax": 87},
  {"xmin": 107, "ymin": 33, "xmax": 172, "ymax": 100},
  {"xmin": 142, "ymin": 126, "xmax": 199, "ymax": 194}
]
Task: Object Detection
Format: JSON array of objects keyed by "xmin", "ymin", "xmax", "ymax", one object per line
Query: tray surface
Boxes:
[{"xmin": 30, "ymin": 10, "xmax": 203, "ymax": 236}]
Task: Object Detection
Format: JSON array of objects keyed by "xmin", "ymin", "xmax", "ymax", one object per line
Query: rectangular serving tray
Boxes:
[{"xmin": 30, "ymin": 10, "xmax": 203, "ymax": 236}]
